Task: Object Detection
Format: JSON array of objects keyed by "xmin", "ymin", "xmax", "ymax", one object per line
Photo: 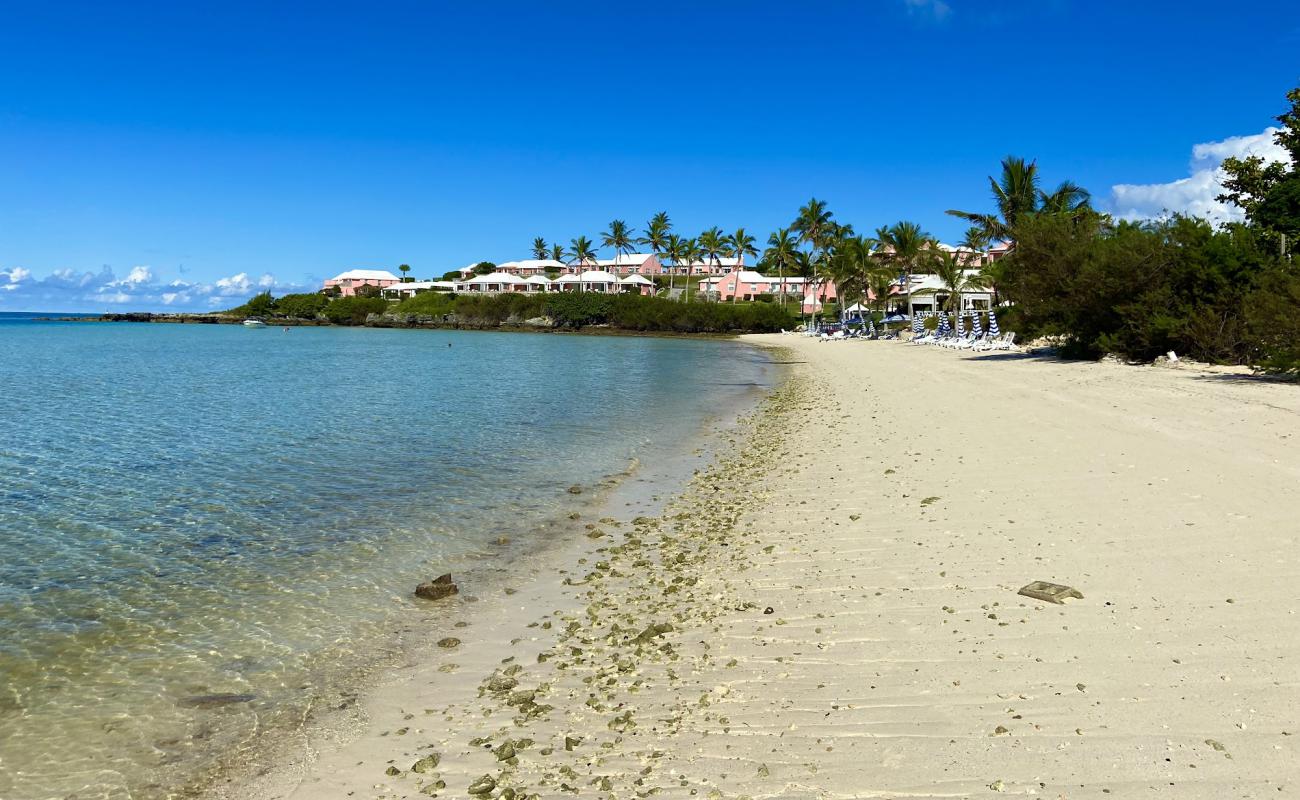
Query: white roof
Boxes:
[
  {"xmin": 467, "ymin": 272, "xmax": 528, "ymax": 284},
  {"xmin": 706, "ymin": 270, "xmax": 808, "ymax": 285},
  {"xmin": 620, "ymin": 274, "xmax": 654, "ymax": 285},
  {"xmin": 595, "ymin": 253, "xmax": 656, "ymax": 267},
  {"xmin": 679, "ymin": 257, "xmax": 742, "ymax": 268},
  {"xmin": 578, "ymin": 270, "xmax": 619, "ymax": 282},
  {"xmin": 906, "ymin": 271, "xmax": 990, "ymax": 294},
  {"xmin": 523, "ymin": 275, "xmax": 553, "ymax": 284},
  {"xmin": 500, "ymin": 259, "xmax": 566, "ymax": 270},
  {"xmin": 555, "ymin": 274, "xmax": 582, "ymax": 284},
  {"xmin": 332, "ymin": 269, "xmax": 401, "ymax": 281},
  {"xmin": 384, "ymin": 280, "xmax": 455, "ymax": 291}
]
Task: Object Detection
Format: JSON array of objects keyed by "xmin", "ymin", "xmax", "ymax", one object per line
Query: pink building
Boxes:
[
  {"xmin": 495, "ymin": 259, "xmax": 566, "ymax": 276},
  {"xmin": 323, "ymin": 269, "xmax": 402, "ymax": 297},
  {"xmin": 672, "ymin": 257, "xmax": 743, "ymax": 276},
  {"xmin": 699, "ymin": 270, "xmax": 837, "ymax": 312},
  {"xmin": 562, "ymin": 253, "xmax": 664, "ymax": 276}
]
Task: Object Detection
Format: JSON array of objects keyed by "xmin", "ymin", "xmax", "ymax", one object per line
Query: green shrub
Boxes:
[
  {"xmin": 1245, "ymin": 267, "xmax": 1300, "ymax": 375},
  {"xmin": 273, "ymin": 292, "xmax": 330, "ymax": 319},
  {"xmin": 1000, "ymin": 214, "xmax": 1282, "ymax": 363},
  {"xmin": 392, "ymin": 291, "xmax": 455, "ymax": 316},
  {"xmin": 322, "ymin": 296, "xmax": 388, "ymax": 325}
]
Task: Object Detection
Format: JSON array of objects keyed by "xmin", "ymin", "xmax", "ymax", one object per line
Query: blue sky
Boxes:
[{"xmin": 2, "ymin": 0, "xmax": 1298, "ymax": 311}]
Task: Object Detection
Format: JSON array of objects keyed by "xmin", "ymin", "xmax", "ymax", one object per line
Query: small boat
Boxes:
[{"xmin": 242, "ymin": 319, "xmax": 267, "ymax": 328}]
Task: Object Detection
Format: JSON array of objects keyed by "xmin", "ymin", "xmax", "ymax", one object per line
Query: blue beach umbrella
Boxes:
[
  {"xmin": 987, "ymin": 309, "xmax": 1000, "ymax": 337},
  {"xmin": 955, "ymin": 311, "xmax": 966, "ymax": 338},
  {"xmin": 936, "ymin": 312, "xmax": 950, "ymax": 336},
  {"xmin": 972, "ymin": 310, "xmax": 984, "ymax": 338}
]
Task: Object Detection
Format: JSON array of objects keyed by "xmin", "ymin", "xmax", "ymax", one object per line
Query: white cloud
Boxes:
[
  {"xmin": 122, "ymin": 266, "xmax": 153, "ymax": 285},
  {"xmin": 904, "ymin": 0, "xmax": 952, "ymax": 21},
  {"xmin": 1109, "ymin": 127, "xmax": 1291, "ymax": 224},
  {"xmin": 0, "ymin": 265, "xmax": 306, "ymax": 312}
]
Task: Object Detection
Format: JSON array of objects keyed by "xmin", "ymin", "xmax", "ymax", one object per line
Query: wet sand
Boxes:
[{"xmin": 216, "ymin": 335, "xmax": 1300, "ymax": 799}]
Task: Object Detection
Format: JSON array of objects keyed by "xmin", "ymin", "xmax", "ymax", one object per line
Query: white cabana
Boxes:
[
  {"xmin": 464, "ymin": 272, "xmax": 529, "ymax": 293},
  {"xmin": 619, "ymin": 273, "xmax": 655, "ymax": 295},
  {"xmin": 381, "ymin": 280, "xmax": 457, "ymax": 299},
  {"xmin": 554, "ymin": 270, "xmax": 621, "ymax": 293},
  {"xmin": 521, "ymin": 275, "xmax": 554, "ymax": 292}
]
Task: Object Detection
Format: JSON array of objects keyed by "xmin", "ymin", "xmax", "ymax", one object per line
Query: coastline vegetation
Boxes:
[{"xmin": 230, "ymin": 287, "xmax": 794, "ymax": 334}]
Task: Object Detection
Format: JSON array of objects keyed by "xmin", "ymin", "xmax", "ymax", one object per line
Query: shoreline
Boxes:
[
  {"xmin": 195, "ymin": 342, "xmax": 782, "ymax": 800},
  {"xmin": 50, "ymin": 312, "xmax": 769, "ymax": 340},
  {"xmin": 204, "ymin": 333, "xmax": 1300, "ymax": 800}
]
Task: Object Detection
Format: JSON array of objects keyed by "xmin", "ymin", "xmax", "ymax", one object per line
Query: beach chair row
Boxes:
[{"xmin": 911, "ymin": 331, "xmax": 1018, "ymax": 351}]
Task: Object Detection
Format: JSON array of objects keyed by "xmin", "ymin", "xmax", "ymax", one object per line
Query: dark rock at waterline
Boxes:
[
  {"xmin": 567, "ymin": 485, "xmax": 583, "ymax": 494},
  {"xmin": 415, "ymin": 573, "xmax": 459, "ymax": 601},
  {"xmin": 179, "ymin": 693, "xmax": 256, "ymax": 709}
]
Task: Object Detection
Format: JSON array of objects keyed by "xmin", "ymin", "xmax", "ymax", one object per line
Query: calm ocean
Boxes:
[{"xmin": 0, "ymin": 317, "xmax": 773, "ymax": 799}]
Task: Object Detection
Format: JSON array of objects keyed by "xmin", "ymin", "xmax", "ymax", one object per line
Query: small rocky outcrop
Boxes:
[{"xmin": 415, "ymin": 573, "xmax": 459, "ymax": 601}]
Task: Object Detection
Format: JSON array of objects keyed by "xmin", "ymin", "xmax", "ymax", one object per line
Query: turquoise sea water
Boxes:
[{"xmin": 0, "ymin": 318, "xmax": 772, "ymax": 799}]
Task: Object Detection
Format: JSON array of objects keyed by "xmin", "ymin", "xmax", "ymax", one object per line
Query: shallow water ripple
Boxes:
[{"xmin": 0, "ymin": 322, "xmax": 770, "ymax": 799}]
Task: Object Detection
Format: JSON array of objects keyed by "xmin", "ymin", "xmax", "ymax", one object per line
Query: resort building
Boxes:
[
  {"xmin": 595, "ymin": 253, "xmax": 664, "ymax": 276},
  {"xmin": 557, "ymin": 253, "xmax": 664, "ymax": 276},
  {"xmin": 461, "ymin": 272, "xmax": 532, "ymax": 293},
  {"xmin": 323, "ymin": 269, "xmax": 402, "ymax": 296},
  {"xmin": 381, "ymin": 280, "xmax": 458, "ymax": 299},
  {"xmin": 697, "ymin": 271, "xmax": 835, "ymax": 314},
  {"xmin": 672, "ymin": 257, "xmax": 745, "ymax": 276},
  {"xmin": 495, "ymin": 259, "xmax": 566, "ymax": 276},
  {"xmin": 904, "ymin": 271, "xmax": 993, "ymax": 318},
  {"xmin": 448, "ymin": 270, "xmax": 653, "ymax": 296}
]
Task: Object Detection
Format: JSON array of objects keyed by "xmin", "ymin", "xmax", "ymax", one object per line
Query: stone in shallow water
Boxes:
[
  {"xmin": 178, "ymin": 693, "xmax": 256, "ymax": 709},
  {"xmin": 468, "ymin": 775, "xmax": 497, "ymax": 795},
  {"xmin": 1016, "ymin": 581, "xmax": 1083, "ymax": 605},
  {"xmin": 437, "ymin": 637, "xmax": 461, "ymax": 648},
  {"xmin": 411, "ymin": 753, "xmax": 440, "ymax": 773},
  {"xmin": 415, "ymin": 573, "xmax": 459, "ymax": 601}
]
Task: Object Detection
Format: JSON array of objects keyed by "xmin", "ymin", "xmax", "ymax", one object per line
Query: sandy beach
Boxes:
[{"xmin": 217, "ymin": 335, "xmax": 1300, "ymax": 800}]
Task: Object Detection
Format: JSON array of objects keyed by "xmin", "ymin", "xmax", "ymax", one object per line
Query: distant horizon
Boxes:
[{"xmin": 2, "ymin": 0, "xmax": 1297, "ymax": 312}]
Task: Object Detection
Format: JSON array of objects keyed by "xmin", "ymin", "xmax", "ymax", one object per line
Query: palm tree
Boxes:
[
  {"xmin": 398, "ymin": 263, "xmax": 411, "ymax": 283},
  {"xmin": 663, "ymin": 233, "xmax": 686, "ymax": 300},
  {"xmin": 601, "ymin": 220, "xmax": 634, "ymax": 276},
  {"xmin": 792, "ymin": 199, "xmax": 836, "ymax": 326},
  {"xmin": 567, "ymin": 235, "xmax": 596, "ymax": 292},
  {"xmin": 639, "ymin": 212, "xmax": 672, "ymax": 297},
  {"xmin": 958, "ymin": 227, "xmax": 990, "ymax": 267},
  {"xmin": 875, "ymin": 221, "xmax": 934, "ymax": 292},
  {"xmin": 725, "ymin": 228, "xmax": 758, "ymax": 304},
  {"xmin": 824, "ymin": 237, "xmax": 874, "ymax": 321},
  {"xmin": 790, "ymin": 250, "xmax": 817, "ymax": 325},
  {"xmin": 947, "ymin": 156, "xmax": 1094, "ymax": 250},
  {"xmin": 1038, "ymin": 181, "xmax": 1092, "ymax": 217},
  {"xmin": 792, "ymin": 198, "xmax": 834, "ymax": 265},
  {"xmin": 531, "ymin": 237, "xmax": 549, "ymax": 260},
  {"xmin": 866, "ymin": 266, "xmax": 898, "ymax": 327},
  {"xmin": 763, "ymin": 227, "xmax": 799, "ymax": 311},
  {"xmin": 946, "ymin": 156, "xmax": 1041, "ymax": 243},
  {"xmin": 698, "ymin": 227, "xmax": 726, "ymax": 299},
  {"xmin": 549, "ymin": 243, "xmax": 566, "ymax": 264},
  {"xmin": 681, "ymin": 237, "xmax": 702, "ymax": 302}
]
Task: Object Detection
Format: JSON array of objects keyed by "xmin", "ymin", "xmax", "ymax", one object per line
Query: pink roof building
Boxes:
[{"xmin": 323, "ymin": 269, "xmax": 402, "ymax": 297}]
